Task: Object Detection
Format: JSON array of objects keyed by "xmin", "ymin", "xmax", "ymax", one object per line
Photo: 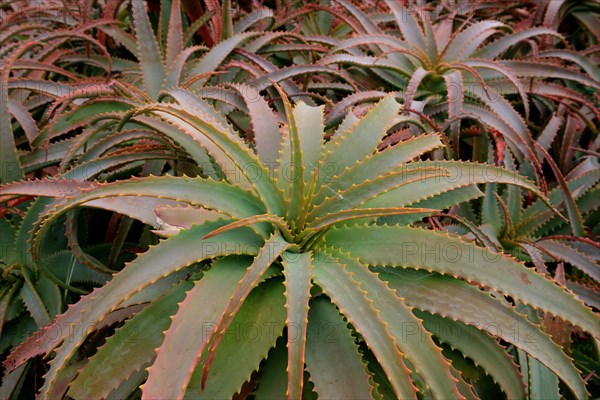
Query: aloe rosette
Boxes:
[{"xmin": 1, "ymin": 91, "xmax": 598, "ymax": 399}]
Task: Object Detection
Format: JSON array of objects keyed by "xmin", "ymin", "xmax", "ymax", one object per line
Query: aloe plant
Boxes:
[
  {"xmin": 1, "ymin": 91, "xmax": 597, "ymax": 399},
  {"xmin": 0, "ymin": 0, "xmax": 599, "ymax": 399},
  {"xmin": 316, "ymin": 0, "xmax": 600, "ymax": 168},
  {"xmin": 444, "ymin": 150, "xmax": 599, "ymax": 299}
]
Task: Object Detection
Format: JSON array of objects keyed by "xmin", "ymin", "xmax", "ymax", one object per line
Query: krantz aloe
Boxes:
[{"xmin": 1, "ymin": 90, "xmax": 597, "ymax": 400}]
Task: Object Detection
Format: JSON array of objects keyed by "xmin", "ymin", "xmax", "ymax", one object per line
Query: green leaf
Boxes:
[
  {"xmin": 69, "ymin": 281, "xmax": 192, "ymax": 399},
  {"xmin": 323, "ymin": 224, "xmax": 598, "ymax": 337},
  {"xmin": 305, "ymin": 207, "xmax": 437, "ymax": 234},
  {"xmin": 517, "ymin": 164, "xmax": 599, "ymax": 235},
  {"xmin": 324, "ymin": 95, "xmax": 400, "ymax": 180},
  {"xmin": 0, "ymin": 363, "xmax": 27, "ymax": 400},
  {"xmin": 500, "ymin": 60, "xmax": 600, "ymax": 90},
  {"xmin": 221, "ymin": 0, "xmax": 233, "ymax": 40},
  {"xmin": 155, "ymin": 205, "xmax": 225, "ymax": 231},
  {"xmin": 326, "ymin": 250, "xmax": 462, "ymax": 399},
  {"xmin": 536, "ymin": 240, "xmax": 600, "ymax": 283},
  {"xmin": 443, "ymin": 71, "xmax": 463, "ymax": 157},
  {"xmin": 20, "ymin": 272, "xmax": 51, "ymax": 328},
  {"xmin": 10, "ymin": 176, "xmax": 267, "ymax": 238},
  {"xmin": 482, "ymin": 183, "xmax": 502, "ymax": 232},
  {"xmin": 566, "ymin": 281, "xmax": 600, "ymax": 310},
  {"xmin": 475, "ymin": 28, "xmax": 563, "ymax": 59},
  {"xmin": 309, "ymin": 166, "xmax": 448, "ymax": 222},
  {"xmin": 294, "ymin": 102, "xmax": 325, "ymax": 191},
  {"xmin": 528, "ymin": 355, "xmax": 561, "ymax": 400},
  {"xmin": 150, "ymin": 101, "xmax": 284, "ymax": 215},
  {"xmin": 19, "ymin": 222, "xmax": 261, "ymax": 400},
  {"xmin": 415, "ymin": 311, "xmax": 526, "ymax": 400},
  {"xmin": 132, "ymin": 0, "xmax": 166, "ymax": 99},
  {"xmin": 185, "ymin": 277, "xmax": 287, "ymax": 399},
  {"xmin": 312, "ymin": 134, "xmax": 444, "ymax": 204},
  {"xmin": 443, "ymin": 21, "xmax": 506, "ymax": 61},
  {"xmin": 0, "ymin": 77, "xmax": 23, "ymax": 184},
  {"xmin": 166, "ymin": 0, "xmax": 184, "ymax": 67},
  {"xmin": 254, "ymin": 337, "xmax": 288, "ymax": 399},
  {"xmin": 141, "ymin": 256, "xmax": 253, "ymax": 400},
  {"xmin": 188, "ymin": 32, "xmax": 261, "ymax": 86},
  {"xmin": 226, "ymin": 83, "xmax": 282, "ymax": 167},
  {"xmin": 360, "ymin": 161, "xmax": 557, "ymax": 213},
  {"xmin": 281, "ymin": 251, "xmax": 313, "ymax": 399},
  {"xmin": 535, "ymin": 144, "xmax": 585, "ymax": 237},
  {"xmin": 98, "ymin": 25, "xmax": 138, "ymax": 54},
  {"xmin": 182, "ymin": 11, "xmax": 214, "ymax": 43},
  {"xmin": 375, "ymin": 267, "xmax": 589, "ymax": 400},
  {"xmin": 276, "ymin": 87, "xmax": 305, "ymax": 225},
  {"xmin": 312, "ymin": 252, "xmax": 418, "ymax": 400},
  {"xmin": 383, "ymin": 0, "xmax": 425, "ymax": 49},
  {"xmin": 200, "ymin": 232, "xmax": 290, "ymax": 388},
  {"xmin": 304, "ymin": 297, "xmax": 373, "ymax": 400}
]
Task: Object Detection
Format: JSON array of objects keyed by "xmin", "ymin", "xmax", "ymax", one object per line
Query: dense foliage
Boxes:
[{"xmin": 0, "ymin": 0, "xmax": 598, "ymax": 399}]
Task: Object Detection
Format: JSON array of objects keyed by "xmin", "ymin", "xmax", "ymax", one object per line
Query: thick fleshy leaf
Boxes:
[
  {"xmin": 165, "ymin": 0, "xmax": 183, "ymax": 67},
  {"xmin": 304, "ymin": 297, "xmax": 373, "ymax": 400},
  {"xmin": 541, "ymin": 49, "xmax": 600, "ymax": 81},
  {"xmin": 537, "ymin": 240, "xmax": 600, "ymax": 283},
  {"xmin": 527, "ymin": 354, "xmax": 562, "ymax": 400},
  {"xmin": 131, "ymin": 0, "xmax": 166, "ymax": 99},
  {"xmin": 294, "ymin": 102, "xmax": 325, "ymax": 189},
  {"xmin": 281, "ymin": 251, "xmax": 313, "ymax": 400},
  {"xmin": 253, "ymin": 337, "xmax": 289, "ymax": 399},
  {"xmin": 275, "ymin": 87, "xmax": 305, "ymax": 225},
  {"xmin": 199, "ymin": 233, "xmax": 290, "ymax": 390},
  {"xmin": 383, "ymin": 0, "xmax": 425, "ymax": 49},
  {"xmin": 443, "ymin": 71, "xmax": 463, "ymax": 157},
  {"xmin": 0, "ymin": 78, "xmax": 23, "ymax": 184},
  {"xmin": 312, "ymin": 134, "xmax": 444, "ymax": 205},
  {"xmin": 536, "ymin": 144, "xmax": 586, "ymax": 237},
  {"xmin": 414, "ymin": 311, "xmax": 526, "ymax": 400},
  {"xmin": 226, "ymin": 83, "xmax": 282, "ymax": 167},
  {"xmin": 323, "ymin": 95, "xmax": 400, "ymax": 178},
  {"xmin": 323, "ymin": 224, "xmax": 598, "ymax": 337},
  {"xmin": 150, "ymin": 101, "xmax": 284, "ymax": 215},
  {"xmin": 140, "ymin": 257, "xmax": 252, "ymax": 400},
  {"xmin": 475, "ymin": 28, "xmax": 563, "ymax": 59},
  {"xmin": 312, "ymin": 252, "xmax": 418, "ymax": 399},
  {"xmin": 500, "ymin": 60, "xmax": 600, "ymax": 90},
  {"xmin": 566, "ymin": 281, "xmax": 600, "ymax": 310},
  {"xmin": 188, "ymin": 32, "xmax": 261, "ymax": 86},
  {"xmin": 20, "ymin": 273, "xmax": 51, "ymax": 328},
  {"xmin": 375, "ymin": 267, "xmax": 589, "ymax": 400},
  {"xmin": 518, "ymin": 164, "xmax": 599, "ymax": 236},
  {"xmin": 184, "ymin": 277, "xmax": 287, "ymax": 399},
  {"xmin": 68, "ymin": 281, "xmax": 193, "ymax": 399},
  {"xmin": 444, "ymin": 21, "xmax": 506, "ymax": 61},
  {"xmin": 10, "ymin": 222, "xmax": 262, "ymax": 399},
  {"xmin": 155, "ymin": 205, "xmax": 225, "ymax": 231},
  {"xmin": 323, "ymin": 249, "xmax": 463, "ymax": 399},
  {"xmin": 359, "ymin": 161, "xmax": 556, "ymax": 212},
  {"xmin": 13, "ymin": 176, "xmax": 266, "ymax": 237},
  {"xmin": 309, "ymin": 166, "xmax": 448, "ymax": 222}
]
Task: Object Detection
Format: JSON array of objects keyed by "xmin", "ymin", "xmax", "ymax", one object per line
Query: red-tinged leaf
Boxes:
[
  {"xmin": 1, "ymin": 73, "xmax": 23, "ymax": 184},
  {"xmin": 166, "ymin": 0, "xmax": 184, "ymax": 67},
  {"xmin": 535, "ymin": 143, "xmax": 586, "ymax": 237},
  {"xmin": 131, "ymin": 0, "xmax": 166, "ymax": 99}
]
